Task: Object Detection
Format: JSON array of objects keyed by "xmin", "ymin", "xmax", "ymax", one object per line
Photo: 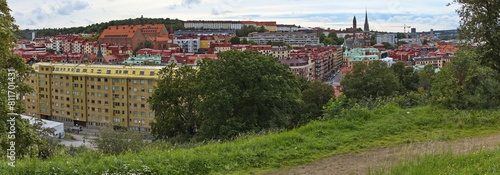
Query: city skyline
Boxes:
[{"xmin": 9, "ymin": 0, "xmax": 460, "ymax": 32}]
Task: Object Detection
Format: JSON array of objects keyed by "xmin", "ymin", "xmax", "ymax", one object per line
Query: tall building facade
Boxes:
[{"xmin": 24, "ymin": 63, "xmax": 163, "ymax": 132}]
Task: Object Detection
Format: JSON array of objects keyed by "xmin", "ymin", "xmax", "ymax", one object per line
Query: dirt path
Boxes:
[{"xmin": 263, "ymin": 133, "xmax": 500, "ymax": 175}]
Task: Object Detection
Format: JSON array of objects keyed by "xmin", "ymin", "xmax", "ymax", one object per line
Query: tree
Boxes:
[
  {"xmin": 451, "ymin": 0, "xmax": 500, "ymax": 71},
  {"xmin": 319, "ymin": 33, "xmax": 326, "ymax": 43},
  {"xmin": 422, "ymin": 39, "xmax": 429, "ymax": 45},
  {"xmin": 143, "ymin": 40, "xmax": 153, "ymax": 49},
  {"xmin": 247, "ymin": 40, "xmax": 258, "ymax": 45},
  {"xmin": 382, "ymin": 42, "xmax": 396, "ymax": 50},
  {"xmin": 257, "ymin": 26, "xmax": 267, "ymax": 32},
  {"xmin": 328, "ymin": 31, "xmax": 338, "ymax": 40},
  {"xmin": 0, "ymin": 0, "xmax": 44, "ymax": 159},
  {"xmin": 240, "ymin": 38, "xmax": 248, "ymax": 44},
  {"xmin": 236, "ymin": 25, "xmax": 257, "ymax": 37},
  {"xmin": 391, "ymin": 62, "xmax": 419, "ymax": 93},
  {"xmin": 300, "ymin": 80, "xmax": 335, "ymax": 123},
  {"xmin": 418, "ymin": 64, "xmax": 435, "ymax": 92},
  {"xmin": 322, "ymin": 37, "xmax": 336, "ymax": 45},
  {"xmin": 370, "ymin": 34, "xmax": 377, "ymax": 45},
  {"xmin": 431, "ymin": 49, "xmax": 500, "ymax": 109},
  {"xmin": 341, "ymin": 61, "xmax": 399, "ymax": 99},
  {"xmin": 230, "ymin": 36, "xmax": 240, "ymax": 44},
  {"xmin": 197, "ymin": 50, "xmax": 301, "ymax": 139},
  {"xmin": 149, "ymin": 64, "xmax": 200, "ymax": 140}
]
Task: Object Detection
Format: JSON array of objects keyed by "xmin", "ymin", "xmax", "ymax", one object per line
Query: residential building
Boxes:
[
  {"xmin": 23, "ymin": 63, "xmax": 163, "ymax": 132},
  {"xmin": 343, "ymin": 48, "xmax": 380, "ymax": 69},
  {"xmin": 245, "ymin": 32, "xmax": 319, "ymax": 47},
  {"xmin": 279, "ymin": 57, "xmax": 314, "ymax": 80},
  {"xmin": 376, "ymin": 33, "xmax": 397, "ymax": 46},
  {"xmin": 276, "ymin": 24, "xmax": 299, "ymax": 32}
]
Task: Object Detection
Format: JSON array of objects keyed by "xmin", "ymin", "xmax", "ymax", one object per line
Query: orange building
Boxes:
[{"xmin": 99, "ymin": 24, "xmax": 171, "ymax": 49}]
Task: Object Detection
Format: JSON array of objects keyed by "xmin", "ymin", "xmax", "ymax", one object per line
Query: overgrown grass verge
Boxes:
[
  {"xmin": 372, "ymin": 145, "xmax": 500, "ymax": 175},
  {"xmin": 1, "ymin": 105, "xmax": 499, "ymax": 174}
]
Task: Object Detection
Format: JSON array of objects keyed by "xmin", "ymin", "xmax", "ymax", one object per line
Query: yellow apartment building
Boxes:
[{"xmin": 24, "ymin": 62, "xmax": 164, "ymax": 132}]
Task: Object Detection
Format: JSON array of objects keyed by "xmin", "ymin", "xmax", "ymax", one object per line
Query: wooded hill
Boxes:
[{"xmin": 15, "ymin": 17, "xmax": 184, "ymax": 39}]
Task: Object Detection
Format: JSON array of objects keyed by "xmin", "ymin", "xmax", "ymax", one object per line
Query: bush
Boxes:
[
  {"xmin": 92, "ymin": 127, "xmax": 145, "ymax": 155},
  {"xmin": 431, "ymin": 49, "xmax": 500, "ymax": 109}
]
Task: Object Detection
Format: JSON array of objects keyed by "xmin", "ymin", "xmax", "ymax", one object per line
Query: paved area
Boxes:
[{"xmin": 59, "ymin": 134, "xmax": 98, "ymax": 149}]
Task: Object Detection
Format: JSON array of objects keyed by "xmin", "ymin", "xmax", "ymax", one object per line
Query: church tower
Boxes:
[
  {"xmin": 363, "ymin": 9, "xmax": 371, "ymax": 46},
  {"xmin": 353, "ymin": 16, "xmax": 357, "ymax": 39}
]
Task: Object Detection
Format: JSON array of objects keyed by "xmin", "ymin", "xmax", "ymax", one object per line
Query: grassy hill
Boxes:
[{"xmin": 1, "ymin": 104, "xmax": 499, "ymax": 174}]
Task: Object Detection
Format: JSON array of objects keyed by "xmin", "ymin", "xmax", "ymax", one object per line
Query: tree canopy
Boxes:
[
  {"xmin": 197, "ymin": 50, "xmax": 301, "ymax": 139},
  {"xmin": 451, "ymin": 0, "xmax": 500, "ymax": 71},
  {"xmin": 340, "ymin": 61, "xmax": 400, "ymax": 99},
  {"xmin": 0, "ymin": 0, "xmax": 49, "ymax": 159}
]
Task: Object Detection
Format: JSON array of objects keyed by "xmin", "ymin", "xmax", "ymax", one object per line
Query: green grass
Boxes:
[
  {"xmin": 1, "ymin": 105, "xmax": 499, "ymax": 174},
  {"xmin": 373, "ymin": 146, "xmax": 500, "ymax": 175}
]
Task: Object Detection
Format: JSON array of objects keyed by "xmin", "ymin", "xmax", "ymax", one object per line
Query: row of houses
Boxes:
[{"xmin": 184, "ymin": 20, "xmax": 299, "ymax": 32}]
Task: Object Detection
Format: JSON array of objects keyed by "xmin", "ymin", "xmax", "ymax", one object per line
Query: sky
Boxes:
[{"xmin": 7, "ymin": 0, "xmax": 461, "ymax": 32}]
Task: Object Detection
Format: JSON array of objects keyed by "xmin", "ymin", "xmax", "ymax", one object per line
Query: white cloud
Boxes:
[{"xmin": 7, "ymin": 0, "xmax": 460, "ymax": 32}]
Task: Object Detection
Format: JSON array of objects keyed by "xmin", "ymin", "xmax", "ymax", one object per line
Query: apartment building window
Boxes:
[
  {"xmin": 140, "ymin": 71, "xmax": 144, "ymax": 75},
  {"xmin": 61, "ymin": 110, "xmax": 65, "ymax": 114},
  {"xmin": 98, "ymin": 93, "xmax": 101, "ymax": 97},
  {"xmin": 66, "ymin": 83, "xmax": 69, "ymax": 87},
  {"xmin": 134, "ymin": 111, "xmax": 137, "ymax": 115},
  {"xmin": 134, "ymin": 119, "xmax": 138, "ymax": 123},
  {"xmin": 142, "ymin": 120, "xmax": 145, "ymax": 124},
  {"xmin": 133, "ymin": 88, "xmax": 137, "ymax": 92},
  {"xmin": 104, "ymin": 86, "xmax": 108, "ymax": 90},
  {"xmin": 150, "ymin": 72, "xmax": 154, "ymax": 75},
  {"xmin": 105, "ymin": 101, "xmax": 108, "ymax": 105},
  {"xmin": 66, "ymin": 90, "xmax": 69, "ymax": 94},
  {"xmin": 141, "ymin": 112, "xmax": 146, "ymax": 116},
  {"xmin": 55, "ymin": 82, "xmax": 58, "ymax": 86},
  {"xmin": 149, "ymin": 89, "xmax": 152, "ymax": 93},
  {"xmin": 97, "ymin": 70, "xmax": 101, "ymax": 73},
  {"xmin": 148, "ymin": 80, "xmax": 152, "ymax": 84},
  {"xmin": 141, "ymin": 104, "xmax": 145, "ymax": 108},
  {"xmin": 91, "ymin": 85, "xmax": 94, "ymax": 89},
  {"xmin": 140, "ymin": 80, "xmax": 144, "ymax": 84},
  {"xmin": 133, "ymin": 80, "xmax": 137, "ymax": 84},
  {"xmin": 97, "ymin": 85, "xmax": 101, "ymax": 89},
  {"xmin": 92, "ymin": 115, "xmax": 95, "ymax": 118},
  {"xmin": 91, "ymin": 92, "xmax": 95, "ymax": 96},
  {"xmin": 132, "ymin": 71, "xmax": 135, "ymax": 74},
  {"xmin": 105, "ymin": 116, "xmax": 109, "ymax": 120},
  {"xmin": 134, "ymin": 104, "xmax": 137, "ymax": 107},
  {"xmin": 150, "ymin": 113, "xmax": 153, "ymax": 117},
  {"xmin": 91, "ymin": 77, "xmax": 94, "ymax": 81},
  {"xmin": 141, "ymin": 88, "xmax": 145, "ymax": 92},
  {"xmin": 99, "ymin": 116, "xmax": 102, "ymax": 119}
]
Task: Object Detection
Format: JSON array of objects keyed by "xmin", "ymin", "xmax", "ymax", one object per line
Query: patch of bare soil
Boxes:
[{"xmin": 262, "ymin": 133, "xmax": 500, "ymax": 175}]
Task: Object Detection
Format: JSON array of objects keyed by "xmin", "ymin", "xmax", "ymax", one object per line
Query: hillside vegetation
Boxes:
[{"xmin": 1, "ymin": 103, "xmax": 498, "ymax": 174}]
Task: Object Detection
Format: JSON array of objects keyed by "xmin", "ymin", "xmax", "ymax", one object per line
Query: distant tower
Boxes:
[
  {"xmin": 96, "ymin": 42, "xmax": 104, "ymax": 63},
  {"xmin": 363, "ymin": 9, "xmax": 371, "ymax": 46},
  {"xmin": 353, "ymin": 16, "xmax": 357, "ymax": 39},
  {"xmin": 169, "ymin": 23, "xmax": 175, "ymax": 39}
]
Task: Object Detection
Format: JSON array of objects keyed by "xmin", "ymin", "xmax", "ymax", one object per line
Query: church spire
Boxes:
[{"xmin": 364, "ymin": 9, "xmax": 369, "ymax": 32}]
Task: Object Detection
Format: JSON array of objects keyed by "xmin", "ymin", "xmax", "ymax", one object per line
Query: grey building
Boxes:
[
  {"xmin": 376, "ymin": 33, "xmax": 397, "ymax": 46},
  {"xmin": 245, "ymin": 32, "xmax": 319, "ymax": 47}
]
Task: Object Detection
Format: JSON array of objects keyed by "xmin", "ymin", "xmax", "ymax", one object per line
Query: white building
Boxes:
[
  {"xmin": 173, "ymin": 38, "xmax": 200, "ymax": 53},
  {"xmin": 20, "ymin": 114, "xmax": 65, "ymax": 138}
]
